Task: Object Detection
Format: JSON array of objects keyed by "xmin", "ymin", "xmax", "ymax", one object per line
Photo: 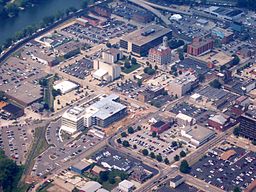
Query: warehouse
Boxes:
[
  {"xmin": 70, "ymin": 160, "xmax": 92, "ymax": 174},
  {"xmin": 120, "ymin": 24, "xmax": 172, "ymax": 56}
]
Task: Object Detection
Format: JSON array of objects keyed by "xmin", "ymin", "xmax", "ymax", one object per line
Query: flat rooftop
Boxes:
[
  {"xmin": 72, "ymin": 160, "xmax": 91, "ymax": 170},
  {"xmin": 4, "ymin": 81, "xmax": 43, "ymax": 106},
  {"xmin": 91, "ymin": 94, "xmax": 126, "ymax": 120},
  {"xmin": 176, "ymin": 58, "xmax": 210, "ymax": 75},
  {"xmin": 197, "ymin": 51, "xmax": 233, "ymax": 67},
  {"xmin": 121, "ymin": 24, "xmax": 171, "ymax": 46},
  {"xmin": 183, "ymin": 125, "xmax": 215, "ymax": 141}
]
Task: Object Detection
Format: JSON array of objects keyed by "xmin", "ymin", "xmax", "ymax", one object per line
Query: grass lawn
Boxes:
[
  {"xmin": 22, "ymin": 125, "xmax": 50, "ymax": 177},
  {"xmin": 122, "ymin": 63, "xmax": 141, "ymax": 74},
  {"xmin": 102, "ymin": 177, "xmax": 121, "ymax": 191}
]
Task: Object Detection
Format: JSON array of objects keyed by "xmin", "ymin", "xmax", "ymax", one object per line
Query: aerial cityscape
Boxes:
[{"xmin": 0, "ymin": 0, "xmax": 256, "ymax": 192}]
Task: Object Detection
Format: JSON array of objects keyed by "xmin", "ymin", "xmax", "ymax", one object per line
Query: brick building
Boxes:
[
  {"xmin": 187, "ymin": 37, "xmax": 213, "ymax": 56},
  {"xmin": 151, "ymin": 120, "xmax": 170, "ymax": 134}
]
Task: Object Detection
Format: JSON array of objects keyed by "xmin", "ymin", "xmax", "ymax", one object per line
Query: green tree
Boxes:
[
  {"xmin": 174, "ymin": 155, "xmax": 180, "ymax": 161},
  {"xmin": 106, "ymin": 42, "xmax": 111, "ymax": 48},
  {"xmin": 171, "ymin": 141, "xmax": 177, "ymax": 147},
  {"xmin": 209, "ymin": 79, "xmax": 222, "ymax": 89},
  {"xmin": 122, "ymin": 140, "xmax": 130, "ymax": 147},
  {"xmin": 137, "ymin": 79, "xmax": 142, "ymax": 87},
  {"xmin": 131, "ymin": 57, "xmax": 137, "ymax": 65},
  {"xmin": 180, "ymin": 151, "xmax": 186, "ymax": 158},
  {"xmin": 99, "ymin": 171, "xmax": 109, "ymax": 182},
  {"xmin": 142, "ymin": 149, "xmax": 149, "ymax": 156},
  {"xmin": 150, "ymin": 152, "xmax": 155, "ymax": 159},
  {"xmin": 233, "ymin": 187, "xmax": 241, "ymax": 192},
  {"xmin": 127, "ymin": 127, "xmax": 134, "ymax": 134},
  {"xmin": 0, "ymin": 150, "xmax": 23, "ymax": 192},
  {"xmin": 116, "ymin": 138, "xmax": 122, "ymax": 144},
  {"xmin": 252, "ymin": 140, "xmax": 256, "ymax": 146},
  {"xmin": 152, "ymin": 131, "xmax": 157, "ymax": 138},
  {"xmin": 156, "ymin": 154, "xmax": 163, "ymax": 162},
  {"xmin": 137, "ymin": 126, "xmax": 142, "ymax": 131},
  {"xmin": 180, "ymin": 160, "xmax": 190, "ymax": 173},
  {"xmin": 133, "ymin": 144, "xmax": 137, "ymax": 149},
  {"xmin": 124, "ymin": 59, "xmax": 131, "ymax": 68},
  {"xmin": 178, "ymin": 50, "xmax": 184, "ymax": 60},
  {"xmin": 198, "ymin": 74, "xmax": 205, "ymax": 82},
  {"xmin": 121, "ymin": 131, "xmax": 127, "ymax": 137},
  {"xmin": 82, "ymin": 0, "xmax": 88, "ymax": 9},
  {"xmin": 232, "ymin": 54, "xmax": 240, "ymax": 66},
  {"xmin": 164, "ymin": 158, "xmax": 170, "ymax": 164},
  {"xmin": 233, "ymin": 127, "xmax": 240, "ymax": 136}
]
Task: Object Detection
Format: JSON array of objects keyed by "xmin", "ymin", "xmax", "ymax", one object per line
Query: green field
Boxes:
[{"xmin": 122, "ymin": 63, "xmax": 141, "ymax": 74}]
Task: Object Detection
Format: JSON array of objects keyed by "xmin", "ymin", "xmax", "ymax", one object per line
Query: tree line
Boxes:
[{"xmin": 0, "ymin": 150, "xmax": 23, "ymax": 192}]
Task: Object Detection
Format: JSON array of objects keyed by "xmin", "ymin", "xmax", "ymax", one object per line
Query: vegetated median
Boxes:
[{"xmin": 18, "ymin": 124, "xmax": 51, "ymax": 189}]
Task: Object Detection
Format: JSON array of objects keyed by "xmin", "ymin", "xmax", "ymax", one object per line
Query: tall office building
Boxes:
[{"xmin": 239, "ymin": 108, "xmax": 256, "ymax": 141}]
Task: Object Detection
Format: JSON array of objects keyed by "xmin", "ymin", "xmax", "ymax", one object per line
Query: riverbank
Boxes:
[{"xmin": 0, "ymin": 0, "xmax": 86, "ymax": 47}]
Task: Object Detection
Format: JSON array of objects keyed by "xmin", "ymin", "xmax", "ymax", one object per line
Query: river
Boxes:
[{"xmin": 0, "ymin": 0, "xmax": 83, "ymax": 44}]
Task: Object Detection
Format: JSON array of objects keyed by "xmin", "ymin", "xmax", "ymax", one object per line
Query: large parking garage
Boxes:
[{"xmin": 190, "ymin": 143, "xmax": 256, "ymax": 191}]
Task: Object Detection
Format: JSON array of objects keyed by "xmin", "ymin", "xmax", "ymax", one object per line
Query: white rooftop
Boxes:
[
  {"xmin": 53, "ymin": 80, "xmax": 78, "ymax": 94},
  {"xmin": 62, "ymin": 106, "xmax": 85, "ymax": 121},
  {"xmin": 119, "ymin": 180, "xmax": 134, "ymax": 188},
  {"xmin": 209, "ymin": 114, "xmax": 227, "ymax": 125},
  {"xmin": 190, "ymin": 93, "xmax": 201, "ymax": 100},
  {"xmin": 176, "ymin": 113, "xmax": 193, "ymax": 122},
  {"xmin": 80, "ymin": 181, "xmax": 102, "ymax": 192},
  {"xmin": 93, "ymin": 69, "xmax": 108, "ymax": 79},
  {"xmin": 91, "ymin": 94, "xmax": 126, "ymax": 120}
]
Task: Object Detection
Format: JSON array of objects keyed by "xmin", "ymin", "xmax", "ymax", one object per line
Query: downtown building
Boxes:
[
  {"xmin": 239, "ymin": 107, "xmax": 256, "ymax": 141},
  {"xmin": 187, "ymin": 37, "xmax": 214, "ymax": 56},
  {"xmin": 120, "ymin": 24, "xmax": 172, "ymax": 56},
  {"xmin": 148, "ymin": 36, "xmax": 172, "ymax": 66},
  {"xmin": 61, "ymin": 95, "xmax": 127, "ymax": 134}
]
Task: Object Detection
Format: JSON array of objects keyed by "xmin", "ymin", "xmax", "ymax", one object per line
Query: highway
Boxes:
[{"xmin": 127, "ymin": 0, "xmax": 171, "ymax": 25}]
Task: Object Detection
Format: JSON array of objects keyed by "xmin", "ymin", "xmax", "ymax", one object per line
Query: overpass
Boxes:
[
  {"xmin": 127, "ymin": 0, "xmax": 171, "ymax": 26},
  {"xmin": 141, "ymin": 0, "xmax": 192, "ymax": 16}
]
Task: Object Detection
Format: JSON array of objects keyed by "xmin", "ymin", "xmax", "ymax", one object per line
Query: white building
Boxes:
[
  {"xmin": 80, "ymin": 181, "xmax": 102, "ymax": 192},
  {"xmin": 118, "ymin": 180, "xmax": 135, "ymax": 192},
  {"xmin": 102, "ymin": 48, "xmax": 123, "ymax": 63},
  {"xmin": 61, "ymin": 106, "xmax": 85, "ymax": 134},
  {"xmin": 53, "ymin": 80, "xmax": 79, "ymax": 94},
  {"xmin": 93, "ymin": 49, "xmax": 122, "ymax": 82},
  {"xmin": 61, "ymin": 94, "xmax": 127, "ymax": 134},
  {"xmin": 176, "ymin": 113, "xmax": 195, "ymax": 127},
  {"xmin": 167, "ymin": 72, "xmax": 197, "ymax": 97},
  {"xmin": 169, "ymin": 175, "xmax": 184, "ymax": 188},
  {"xmin": 180, "ymin": 125, "xmax": 215, "ymax": 148}
]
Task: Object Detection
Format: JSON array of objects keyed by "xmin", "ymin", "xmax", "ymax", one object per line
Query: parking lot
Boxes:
[
  {"xmin": 0, "ymin": 124, "xmax": 33, "ymax": 164},
  {"xmin": 60, "ymin": 19, "xmax": 137, "ymax": 45},
  {"xmin": 60, "ymin": 58, "xmax": 93, "ymax": 80},
  {"xmin": 114, "ymin": 80, "xmax": 143, "ymax": 100},
  {"xmin": 122, "ymin": 120, "xmax": 191, "ymax": 162},
  {"xmin": 32, "ymin": 119, "xmax": 104, "ymax": 178},
  {"xmin": 190, "ymin": 143, "xmax": 256, "ymax": 191}
]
